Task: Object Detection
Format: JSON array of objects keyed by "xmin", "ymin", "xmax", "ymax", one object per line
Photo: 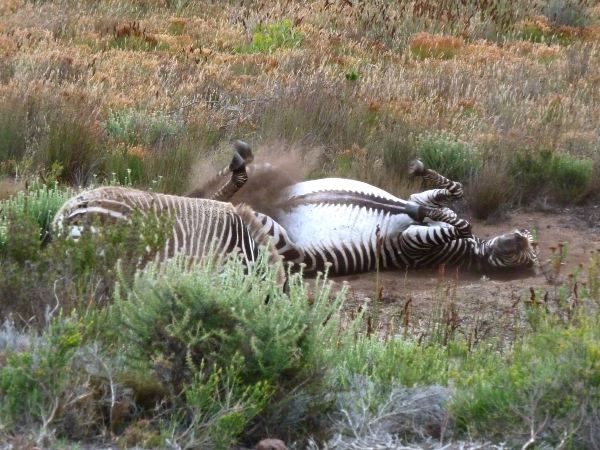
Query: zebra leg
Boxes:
[
  {"xmin": 399, "ymin": 223, "xmax": 471, "ymax": 268},
  {"xmin": 186, "ymin": 140, "xmax": 254, "ymax": 200},
  {"xmin": 253, "ymin": 211, "xmax": 304, "ymax": 266},
  {"xmin": 409, "ymin": 204, "xmax": 472, "ymax": 238},
  {"xmin": 401, "ymin": 198, "xmax": 473, "ymax": 255},
  {"xmin": 408, "ymin": 159, "xmax": 464, "ymax": 207}
]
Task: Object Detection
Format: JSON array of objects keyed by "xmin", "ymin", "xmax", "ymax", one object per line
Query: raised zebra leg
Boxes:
[
  {"xmin": 186, "ymin": 140, "xmax": 254, "ymax": 201},
  {"xmin": 404, "ymin": 207, "xmax": 472, "ymax": 239},
  {"xmin": 408, "ymin": 159, "xmax": 464, "ymax": 208}
]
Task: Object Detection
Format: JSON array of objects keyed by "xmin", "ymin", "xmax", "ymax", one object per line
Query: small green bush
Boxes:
[
  {"xmin": 111, "ymin": 255, "xmax": 345, "ymax": 445},
  {"xmin": 452, "ymin": 313, "xmax": 600, "ymax": 448},
  {"xmin": 0, "ymin": 182, "xmax": 72, "ymax": 252},
  {"xmin": 331, "ymin": 335, "xmax": 453, "ymax": 393},
  {"xmin": 416, "ymin": 132, "xmax": 481, "ymax": 182},
  {"xmin": 182, "ymin": 355, "xmax": 273, "ymax": 449},
  {"xmin": 236, "ymin": 19, "xmax": 302, "ymax": 54},
  {"xmin": 513, "ymin": 150, "xmax": 593, "ymax": 203},
  {"xmin": 0, "ymin": 316, "xmax": 84, "ymax": 430},
  {"xmin": 113, "ymin": 254, "xmax": 342, "ymax": 388},
  {"xmin": 104, "ymin": 109, "xmax": 181, "ymax": 147},
  {"xmin": 548, "ymin": 153, "xmax": 594, "ymax": 202}
]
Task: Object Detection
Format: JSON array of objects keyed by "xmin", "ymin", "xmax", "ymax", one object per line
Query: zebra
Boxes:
[
  {"xmin": 195, "ymin": 149, "xmax": 537, "ymax": 276},
  {"xmin": 52, "ymin": 158, "xmax": 283, "ymax": 281},
  {"xmin": 186, "ymin": 140, "xmax": 254, "ymax": 202}
]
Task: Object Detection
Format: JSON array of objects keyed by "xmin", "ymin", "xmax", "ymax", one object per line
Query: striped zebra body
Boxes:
[
  {"xmin": 250, "ymin": 177, "xmax": 535, "ymax": 275},
  {"xmin": 53, "ymin": 186, "xmax": 281, "ymax": 270},
  {"xmin": 186, "ymin": 150, "xmax": 537, "ymax": 276},
  {"xmin": 265, "ymin": 178, "xmax": 465, "ymax": 274}
]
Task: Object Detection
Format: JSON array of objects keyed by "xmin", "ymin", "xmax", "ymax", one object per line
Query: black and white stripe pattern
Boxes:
[
  {"xmin": 52, "ymin": 186, "xmax": 282, "ymax": 271},
  {"xmin": 246, "ymin": 161, "xmax": 536, "ymax": 275},
  {"xmin": 179, "ymin": 152, "xmax": 538, "ymax": 276}
]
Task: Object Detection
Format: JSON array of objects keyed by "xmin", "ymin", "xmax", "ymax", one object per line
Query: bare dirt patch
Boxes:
[{"xmin": 324, "ymin": 210, "xmax": 600, "ymax": 335}]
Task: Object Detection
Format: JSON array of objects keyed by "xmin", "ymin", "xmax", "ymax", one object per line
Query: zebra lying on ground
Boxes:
[
  {"xmin": 52, "ymin": 143, "xmax": 283, "ymax": 280},
  {"xmin": 197, "ymin": 146, "xmax": 538, "ymax": 276}
]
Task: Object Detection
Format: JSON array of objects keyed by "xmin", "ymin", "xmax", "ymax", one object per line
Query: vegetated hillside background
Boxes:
[
  {"xmin": 1, "ymin": 1, "xmax": 600, "ymax": 449},
  {"xmin": 1, "ymin": 0, "xmax": 599, "ymax": 215}
]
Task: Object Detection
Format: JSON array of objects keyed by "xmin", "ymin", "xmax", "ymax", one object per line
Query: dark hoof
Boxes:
[
  {"xmin": 228, "ymin": 152, "xmax": 246, "ymax": 172},
  {"xmin": 405, "ymin": 202, "xmax": 426, "ymax": 222},
  {"xmin": 408, "ymin": 159, "xmax": 426, "ymax": 176},
  {"xmin": 234, "ymin": 140, "xmax": 254, "ymax": 164}
]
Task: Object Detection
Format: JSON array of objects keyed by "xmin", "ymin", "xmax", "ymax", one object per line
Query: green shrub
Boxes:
[
  {"xmin": 182, "ymin": 355, "xmax": 273, "ymax": 449},
  {"xmin": 0, "ymin": 316, "xmax": 84, "ymax": 430},
  {"xmin": 0, "ymin": 182, "xmax": 72, "ymax": 252},
  {"xmin": 548, "ymin": 153, "xmax": 594, "ymax": 202},
  {"xmin": 111, "ymin": 255, "xmax": 345, "ymax": 445},
  {"xmin": 331, "ymin": 336, "xmax": 453, "ymax": 393},
  {"xmin": 416, "ymin": 132, "xmax": 480, "ymax": 182},
  {"xmin": 236, "ymin": 19, "xmax": 302, "ymax": 54},
  {"xmin": 452, "ymin": 313, "xmax": 600, "ymax": 448},
  {"xmin": 104, "ymin": 109, "xmax": 181, "ymax": 147},
  {"xmin": 113, "ymin": 254, "xmax": 343, "ymax": 389},
  {"xmin": 513, "ymin": 150, "xmax": 593, "ymax": 203}
]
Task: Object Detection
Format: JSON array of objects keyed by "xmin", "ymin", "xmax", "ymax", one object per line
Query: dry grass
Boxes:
[{"xmin": 0, "ymin": 1, "xmax": 598, "ymax": 210}]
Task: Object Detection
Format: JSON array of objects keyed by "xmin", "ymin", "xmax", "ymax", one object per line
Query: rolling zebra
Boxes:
[
  {"xmin": 195, "ymin": 148, "xmax": 537, "ymax": 275},
  {"xmin": 52, "ymin": 157, "xmax": 283, "ymax": 281}
]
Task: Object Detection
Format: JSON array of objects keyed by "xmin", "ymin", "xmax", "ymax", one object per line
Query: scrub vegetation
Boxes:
[{"xmin": 1, "ymin": 0, "xmax": 600, "ymax": 448}]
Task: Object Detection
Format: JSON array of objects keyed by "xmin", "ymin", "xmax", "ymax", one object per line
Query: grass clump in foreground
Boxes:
[{"xmin": 1, "ymin": 198, "xmax": 600, "ymax": 447}]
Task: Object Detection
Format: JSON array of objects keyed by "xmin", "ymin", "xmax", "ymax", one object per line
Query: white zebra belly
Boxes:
[{"xmin": 275, "ymin": 203, "xmax": 414, "ymax": 250}]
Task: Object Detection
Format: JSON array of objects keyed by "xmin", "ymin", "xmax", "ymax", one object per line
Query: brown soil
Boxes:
[{"xmin": 322, "ymin": 210, "xmax": 600, "ymax": 337}]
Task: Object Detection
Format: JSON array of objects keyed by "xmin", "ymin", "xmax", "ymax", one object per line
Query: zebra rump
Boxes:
[{"xmin": 52, "ymin": 186, "xmax": 283, "ymax": 276}]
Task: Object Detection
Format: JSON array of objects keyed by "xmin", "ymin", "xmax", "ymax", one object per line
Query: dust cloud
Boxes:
[{"xmin": 186, "ymin": 141, "xmax": 322, "ymax": 217}]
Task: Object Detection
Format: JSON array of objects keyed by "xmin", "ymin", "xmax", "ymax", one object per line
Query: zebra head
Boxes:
[{"xmin": 484, "ymin": 229, "xmax": 538, "ymax": 270}]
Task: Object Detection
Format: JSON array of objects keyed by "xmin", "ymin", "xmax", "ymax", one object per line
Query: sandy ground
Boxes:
[{"xmin": 320, "ymin": 209, "xmax": 600, "ymax": 340}]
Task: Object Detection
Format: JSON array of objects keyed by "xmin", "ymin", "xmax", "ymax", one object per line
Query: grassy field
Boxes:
[{"xmin": 1, "ymin": 0, "xmax": 600, "ymax": 448}]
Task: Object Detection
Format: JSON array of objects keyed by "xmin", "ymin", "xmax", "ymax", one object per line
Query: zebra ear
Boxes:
[{"xmin": 234, "ymin": 140, "xmax": 254, "ymax": 164}]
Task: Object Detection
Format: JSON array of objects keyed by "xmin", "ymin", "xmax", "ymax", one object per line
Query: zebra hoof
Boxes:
[
  {"xmin": 234, "ymin": 140, "xmax": 254, "ymax": 164},
  {"xmin": 229, "ymin": 152, "xmax": 246, "ymax": 172},
  {"xmin": 405, "ymin": 202, "xmax": 427, "ymax": 222},
  {"xmin": 408, "ymin": 159, "xmax": 426, "ymax": 176}
]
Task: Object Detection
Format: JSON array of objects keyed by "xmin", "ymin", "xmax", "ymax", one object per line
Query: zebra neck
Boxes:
[{"xmin": 471, "ymin": 238, "xmax": 495, "ymax": 270}]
